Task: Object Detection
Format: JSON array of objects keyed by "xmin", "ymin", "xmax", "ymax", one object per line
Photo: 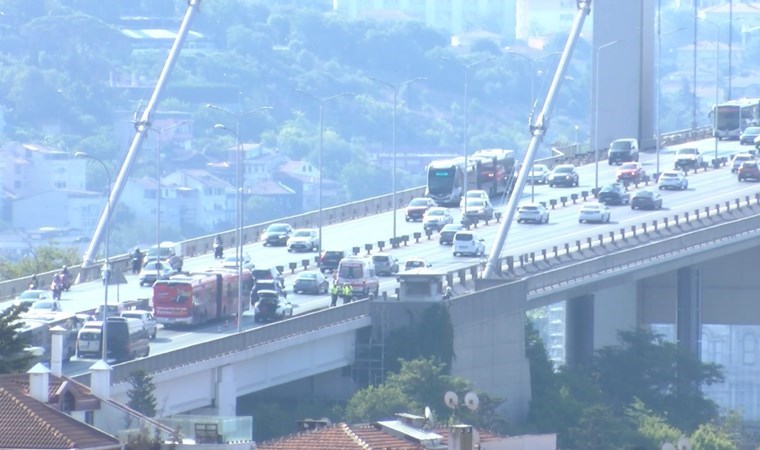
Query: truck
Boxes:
[{"xmin": 145, "ymin": 241, "xmax": 183, "ymax": 271}]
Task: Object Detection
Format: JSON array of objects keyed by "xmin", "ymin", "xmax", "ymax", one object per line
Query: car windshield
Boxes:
[
  {"xmin": 373, "ymin": 255, "xmax": 389, "ymax": 262},
  {"xmin": 554, "ymin": 166, "xmax": 573, "ymax": 173},
  {"xmin": 736, "ymin": 155, "xmax": 752, "ymax": 162},
  {"xmin": 19, "ymin": 291, "xmax": 43, "ymax": 299},
  {"xmin": 441, "ymin": 224, "xmax": 461, "ymax": 232},
  {"xmin": 610, "ymin": 141, "xmax": 631, "ymax": 150},
  {"xmin": 745, "ymin": 127, "xmax": 760, "ymax": 134},
  {"xmin": 467, "ymin": 200, "xmax": 485, "ymax": 208},
  {"xmin": 252, "ymin": 270, "xmax": 274, "ymax": 279},
  {"xmin": 678, "ymin": 148, "xmax": 698, "ymax": 155},
  {"xmin": 144, "ymin": 261, "xmax": 164, "ymax": 270},
  {"xmin": 409, "ymin": 198, "xmax": 429, "ymax": 206},
  {"xmin": 519, "ymin": 205, "xmax": 538, "ymax": 211},
  {"xmin": 427, "ymin": 209, "xmax": 445, "ymax": 216},
  {"xmin": 661, "ymin": 172, "xmax": 678, "ymax": 178},
  {"xmin": 406, "ymin": 261, "xmax": 425, "ymax": 268},
  {"xmin": 30, "ymin": 301, "xmax": 55, "ymax": 310},
  {"xmin": 635, "ymin": 190, "xmax": 654, "ymax": 197},
  {"xmin": 297, "ymin": 272, "xmax": 317, "ymax": 280},
  {"xmin": 455, "ymin": 233, "xmax": 473, "ymax": 241},
  {"xmin": 742, "ymin": 162, "xmax": 758, "ymax": 168},
  {"xmin": 600, "ymin": 184, "xmax": 620, "ymax": 192},
  {"xmin": 620, "ymin": 163, "xmax": 638, "ymax": 170},
  {"xmin": 583, "ymin": 205, "xmax": 602, "ymax": 211},
  {"xmin": 466, "ymin": 191, "xmax": 485, "ymax": 198},
  {"xmin": 267, "ymin": 224, "xmax": 290, "ymax": 233},
  {"xmin": 339, "ymin": 265, "xmax": 363, "ymax": 279},
  {"xmin": 293, "ymin": 230, "xmax": 312, "ymax": 237}
]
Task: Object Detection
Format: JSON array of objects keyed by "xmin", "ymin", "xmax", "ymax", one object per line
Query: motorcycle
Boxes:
[{"xmin": 59, "ymin": 272, "xmax": 72, "ymax": 292}]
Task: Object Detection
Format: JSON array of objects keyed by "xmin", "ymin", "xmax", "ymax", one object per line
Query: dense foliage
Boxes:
[
  {"xmin": 0, "ymin": 304, "xmax": 33, "ymax": 374},
  {"xmin": 127, "ymin": 369, "xmax": 158, "ymax": 418}
]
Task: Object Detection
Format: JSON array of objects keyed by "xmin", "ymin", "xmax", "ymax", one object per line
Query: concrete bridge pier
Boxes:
[
  {"xmin": 565, "ymin": 294, "xmax": 594, "ymax": 368},
  {"xmin": 676, "ymin": 266, "xmax": 702, "ymax": 357},
  {"xmin": 216, "ymin": 364, "xmax": 237, "ymax": 416}
]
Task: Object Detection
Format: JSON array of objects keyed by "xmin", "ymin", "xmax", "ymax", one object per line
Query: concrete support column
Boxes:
[
  {"xmin": 566, "ymin": 294, "xmax": 595, "ymax": 368},
  {"xmin": 676, "ymin": 267, "xmax": 701, "ymax": 357},
  {"xmin": 216, "ymin": 364, "xmax": 236, "ymax": 417}
]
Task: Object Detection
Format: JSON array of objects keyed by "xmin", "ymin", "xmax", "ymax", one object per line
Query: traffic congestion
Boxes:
[{"xmin": 5, "ymin": 136, "xmax": 759, "ymax": 376}]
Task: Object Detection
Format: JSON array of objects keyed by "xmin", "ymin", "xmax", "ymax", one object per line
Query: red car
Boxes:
[
  {"xmin": 616, "ymin": 162, "xmax": 646, "ymax": 184},
  {"xmin": 405, "ymin": 197, "xmax": 436, "ymax": 222}
]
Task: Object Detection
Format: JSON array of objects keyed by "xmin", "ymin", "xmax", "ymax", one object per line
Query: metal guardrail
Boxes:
[{"xmin": 72, "ymin": 300, "xmax": 371, "ymax": 385}]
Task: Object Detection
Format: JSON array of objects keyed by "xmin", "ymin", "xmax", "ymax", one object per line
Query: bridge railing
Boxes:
[{"xmin": 72, "ymin": 300, "xmax": 371, "ymax": 385}]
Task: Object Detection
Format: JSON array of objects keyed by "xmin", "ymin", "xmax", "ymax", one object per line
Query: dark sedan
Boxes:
[
  {"xmin": 261, "ymin": 223, "xmax": 294, "ymax": 246},
  {"xmin": 292, "ymin": 271, "xmax": 329, "ymax": 295},
  {"xmin": 631, "ymin": 189, "xmax": 663, "ymax": 210},
  {"xmin": 739, "ymin": 126, "xmax": 760, "ymax": 145},
  {"xmin": 548, "ymin": 164, "xmax": 579, "ymax": 187},
  {"xmin": 439, "ymin": 223, "xmax": 464, "ymax": 245},
  {"xmin": 597, "ymin": 183, "xmax": 629, "ymax": 205}
]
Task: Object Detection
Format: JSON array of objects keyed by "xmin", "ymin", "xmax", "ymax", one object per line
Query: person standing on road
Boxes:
[
  {"xmin": 343, "ymin": 284, "xmax": 353, "ymax": 304},
  {"xmin": 330, "ymin": 283, "xmax": 340, "ymax": 307}
]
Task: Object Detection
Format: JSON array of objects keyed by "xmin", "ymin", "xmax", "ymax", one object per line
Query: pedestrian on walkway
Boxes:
[{"xmin": 330, "ymin": 283, "xmax": 340, "ymax": 307}]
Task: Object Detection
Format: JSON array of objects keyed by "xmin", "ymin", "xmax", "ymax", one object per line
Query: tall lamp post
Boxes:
[
  {"xmin": 506, "ymin": 52, "xmax": 561, "ymax": 111},
  {"xmin": 657, "ymin": 19, "xmax": 687, "ymax": 177},
  {"xmin": 75, "ymin": 152, "xmax": 112, "ymax": 362},
  {"xmin": 148, "ymin": 120, "xmax": 191, "ymax": 282},
  {"xmin": 698, "ymin": 17, "xmax": 730, "ymax": 162},
  {"xmin": 593, "ymin": 40, "xmax": 619, "ymax": 191},
  {"xmin": 294, "ymin": 90, "xmax": 352, "ymax": 260},
  {"xmin": 209, "ymin": 105, "xmax": 272, "ymax": 333},
  {"xmin": 367, "ymin": 76, "xmax": 425, "ymax": 240},
  {"xmin": 441, "ymin": 56, "xmax": 494, "ymax": 212}
]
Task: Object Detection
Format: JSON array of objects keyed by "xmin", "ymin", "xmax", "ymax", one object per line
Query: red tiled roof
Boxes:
[
  {"xmin": 0, "ymin": 374, "xmax": 119, "ymax": 449},
  {"xmin": 256, "ymin": 423, "xmax": 424, "ymax": 450}
]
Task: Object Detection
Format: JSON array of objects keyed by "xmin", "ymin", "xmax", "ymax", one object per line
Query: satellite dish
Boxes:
[
  {"xmin": 661, "ymin": 444, "xmax": 676, "ymax": 450},
  {"xmin": 444, "ymin": 391, "xmax": 459, "ymax": 409},
  {"xmin": 424, "ymin": 406, "xmax": 432, "ymax": 420},
  {"xmin": 464, "ymin": 392, "xmax": 480, "ymax": 411},
  {"xmin": 677, "ymin": 437, "xmax": 691, "ymax": 450}
]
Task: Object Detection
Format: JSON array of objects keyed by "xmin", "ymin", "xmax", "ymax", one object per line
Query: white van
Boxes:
[
  {"xmin": 453, "ymin": 231, "xmax": 486, "ymax": 257},
  {"xmin": 336, "ymin": 256, "xmax": 380, "ymax": 298},
  {"xmin": 76, "ymin": 321, "xmax": 103, "ymax": 359}
]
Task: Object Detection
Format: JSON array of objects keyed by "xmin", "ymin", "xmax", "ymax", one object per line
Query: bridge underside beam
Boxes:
[{"xmin": 566, "ymin": 294, "xmax": 594, "ymax": 368}]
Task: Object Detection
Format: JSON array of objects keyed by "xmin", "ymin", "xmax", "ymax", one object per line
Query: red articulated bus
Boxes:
[{"xmin": 152, "ymin": 269, "xmax": 251, "ymax": 327}]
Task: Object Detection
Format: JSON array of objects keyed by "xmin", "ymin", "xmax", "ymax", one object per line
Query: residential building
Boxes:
[
  {"xmin": 0, "ymin": 142, "xmax": 86, "ymax": 196},
  {"xmin": 11, "ymin": 189, "xmax": 103, "ymax": 232},
  {"xmin": 333, "ymin": 0, "xmax": 517, "ymax": 40},
  {"xmin": 275, "ymin": 160, "xmax": 341, "ymax": 211},
  {"xmin": 160, "ymin": 169, "xmax": 232, "ymax": 230}
]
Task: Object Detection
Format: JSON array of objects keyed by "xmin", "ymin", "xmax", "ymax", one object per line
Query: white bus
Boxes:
[{"xmin": 710, "ymin": 98, "xmax": 760, "ymax": 140}]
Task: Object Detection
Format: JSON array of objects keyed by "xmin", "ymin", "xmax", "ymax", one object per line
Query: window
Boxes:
[
  {"xmin": 85, "ymin": 410, "xmax": 94, "ymax": 425},
  {"xmin": 743, "ymin": 334, "xmax": 757, "ymax": 365}
]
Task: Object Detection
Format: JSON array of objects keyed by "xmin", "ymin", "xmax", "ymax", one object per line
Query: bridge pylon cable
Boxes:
[{"xmin": 483, "ymin": 0, "xmax": 592, "ymax": 279}]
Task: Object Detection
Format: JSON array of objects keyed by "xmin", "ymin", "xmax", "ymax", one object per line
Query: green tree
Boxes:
[
  {"xmin": 626, "ymin": 399, "xmax": 683, "ymax": 450},
  {"xmin": 690, "ymin": 423, "xmax": 738, "ymax": 450},
  {"xmin": 565, "ymin": 404, "xmax": 641, "ymax": 450},
  {"xmin": 0, "ymin": 244, "xmax": 80, "ymax": 281},
  {"xmin": 343, "ymin": 384, "xmax": 414, "ymax": 423},
  {"xmin": 0, "ymin": 305, "xmax": 33, "ymax": 374},
  {"xmin": 593, "ymin": 328, "xmax": 723, "ymax": 432},
  {"xmin": 126, "ymin": 370, "xmax": 157, "ymax": 417}
]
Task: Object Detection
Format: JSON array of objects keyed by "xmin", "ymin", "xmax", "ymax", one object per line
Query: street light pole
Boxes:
[
  {"xmin": 75, "ymin": 152, "xmax": 111, "ymax": 362},
  {"xmin": 368, "ymin": 76, "xmax": 425, "ymax": 240},
  {"xmin": 698, "ymin": 17, "xmax": 730, "ymax": 162},
  {"xmin": 148, "ymin": 120, "xmax": 190, "ymax": 283},
  {"xmin": 441, "ymin": 56, "xmax": 494, "ymax": 212},
  {"xmin": 594, "ymin": 40, "xmax": 619, "ymax": 191},
  {"xmin": 209, "ymin": 105, "xmax": 272, "ymax": 334},
  {"xmin": 294, "ymin": 91, "xmax": 352, "ymax": 261}
]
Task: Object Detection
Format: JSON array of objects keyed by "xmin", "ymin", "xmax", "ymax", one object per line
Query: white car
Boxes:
[
  {"xmin": 12, "ymin": 290, "xmax": 51, "ymax": 308},
  {"xmin": 22, "ymin": 299, "xmax": 63, "ymax": 318},
  {"xmin": 121, "ymin": 310, "xmax": 158, "ymax": 340},
  {"xmin": 220, "ymin": 254, "xmax": 254, "ymax": 270},
  {"xmin": 287, "ymin": 228, "xmax": 320, "ymax": 252},
  {"xmin": 403, "ymin": 258, "xmax": 431, "ymax": 271},
  {"xmin": 516, "ymin": 203, "xmax": 550, "ymax": 224},
  {"xmin": 453, "ymin": 231, "xmax": 486, "ymax": 257},
  {"xmin": 578, "ymin": 203, "xmax": 611, "ymax": 224},
  {"xmin": 459, "ymin": 190, "xmax": 489, "ymax": 209},
  {"xmin": 657, "ymin": 170, "xmax": 688, "ymax": 190},
  {"xmin": 527, "ymin": 164, "xmax": 550, "ymax": 184}
]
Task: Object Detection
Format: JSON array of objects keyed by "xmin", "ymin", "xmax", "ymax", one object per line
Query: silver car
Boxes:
[
  {"xmin": 372, "ymin": 253, "xmax": 399, "ymax": 276},
  {"xmin": 287, "ymin": 228, "xmax": 319, "ymax": 252},
  {"xmin": 422, "ymin": 207, "xmax": 454, "ymax": 232}
]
